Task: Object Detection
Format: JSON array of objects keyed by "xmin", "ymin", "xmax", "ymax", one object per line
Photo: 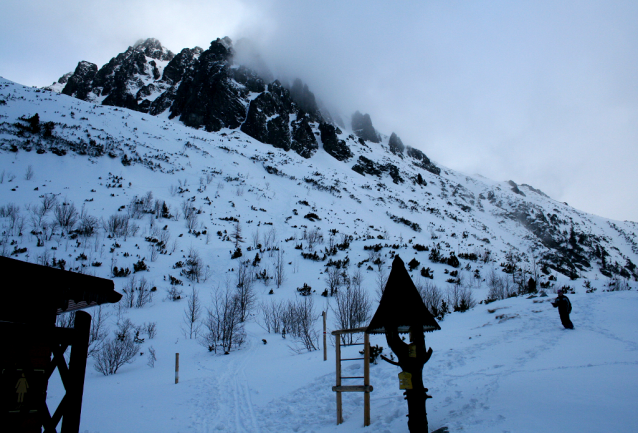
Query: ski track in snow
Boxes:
[{"xmin": 189, "ymin": 341, "xmax": 261, "ymax": 433}]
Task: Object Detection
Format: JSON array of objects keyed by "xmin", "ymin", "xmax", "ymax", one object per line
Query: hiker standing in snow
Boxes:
[{"xmin": 552, "ymin": 289, "xmax": 574, "ymax": 329}]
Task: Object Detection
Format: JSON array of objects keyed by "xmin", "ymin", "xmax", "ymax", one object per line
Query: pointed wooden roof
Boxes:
[{"xmin": 366, "ymin": 255, "xmax": 440, "ymax": 334}]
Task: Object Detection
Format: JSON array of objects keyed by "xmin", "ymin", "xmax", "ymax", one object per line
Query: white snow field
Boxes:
[
  {"xmin": 0, "ymin": 77, "xmax": 637, "ymax": 432},
  {"xmin": 44, "ymin": 290, "xmax": 638, "ymax": 433}
]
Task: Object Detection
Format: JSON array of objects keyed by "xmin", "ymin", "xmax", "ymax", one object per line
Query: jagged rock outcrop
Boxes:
[
  {"xmin": 508, "ymin": 180, "xmax": 526, "ymax": 196},
  {"xmin": 291, "ymin": 116, "xmax": 318, "ymax": 158},
  {"xmin": 240, "ymin": 80, "xmax": 319, "ymax": 158},
  {"xmin": 406, "ymin": 146, "xmax": 440, "ymax": 176},
  {"xmin": 352, "ymin": 156, "xmax": 403, "ymax": 184},
  {"xmin": 521, "ymin": 183, "xmax": 550, "ymax": 198},
  {"xmin": 389, "ymin": 132, "xmax": 405, "ymax": 155},
  {"xmin": 170, "ymin": 38, "xmax": 248, "ymax": 131},
  {"xmin": 351, "ymin": 111, "xmax": 380, "ymax": 143},
  {"xmin": 62, "ymin": 38, "xmax": 175, "ymax": 112},
  {"xmin": 55, "ymin": 36, "xmax": 434, "ymax": 165},
  {"xmin": 289, "ymin": 78, "xmax": 322, "ymax": 122},
  {"xmin": 319, "ymin": 123, "xmax": 352, "ymax": 161},
  {"xmin": 62, "ymin": 61, "xmax": 98, "ymax": 100},
  {"xmin": 240, "ymin": 81, "xmax": 291, "ymax": 147},
  {"xmin": 162, "ymin": 47, "xmax": 203, "ymax": 85}
]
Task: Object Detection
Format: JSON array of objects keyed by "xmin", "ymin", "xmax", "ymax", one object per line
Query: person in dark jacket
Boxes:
[{"xmin": 552, "ymin": 289, "xmax": 574, "ymax": 329}]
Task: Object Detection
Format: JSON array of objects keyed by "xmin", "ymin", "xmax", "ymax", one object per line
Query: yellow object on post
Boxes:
[
  {"xmin": 398, "ymin": 371, "xmax": 413, "ymax": 390},
  {"xmin": 408, "ymin": 343, "xmax": 417, "ymax": 358}
]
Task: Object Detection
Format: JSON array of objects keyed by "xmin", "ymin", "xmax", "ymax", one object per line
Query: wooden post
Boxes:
[
  {"xmin": 323, "ymin": 311, "xmax": 327, "ymax": 361},
  {"xmin": 335, "ymin": 335, "xmax": 342, "ymax": 424},
  {"xmin": 364, "ymin": 332, "xmax": 370, "ymax": 427},
  {"xmin": 175, "ymin": 353, "xmax": 179, "ymax": 384},
  {"xmin": 61, "ymin": 310, "xmax": 91, "ymax": 433}
]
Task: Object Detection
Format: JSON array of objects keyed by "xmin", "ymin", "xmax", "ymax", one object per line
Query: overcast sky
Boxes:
[{"xmin": 2, "ymin": 0, "xmax": 637, "ymax": 222}]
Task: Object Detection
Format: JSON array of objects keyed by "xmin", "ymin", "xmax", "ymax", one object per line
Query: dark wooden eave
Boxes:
[{"xmin": 0, "ymin": 256, "xmax": 121, "ymax": 324}]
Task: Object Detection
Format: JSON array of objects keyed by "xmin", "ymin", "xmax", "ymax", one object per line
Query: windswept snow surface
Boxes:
[{"xmin": 0, "ymin": 78, "xmax": 637, "ymax": 432}]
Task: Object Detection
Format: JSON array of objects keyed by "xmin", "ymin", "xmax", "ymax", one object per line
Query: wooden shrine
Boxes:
[
  {"xmin": 0, "ymin": 257, "xmax": 121, "ymax": 433},
  {"xmin": 366, "ymin": 255, "xmax": 441, "ymax": 433}
]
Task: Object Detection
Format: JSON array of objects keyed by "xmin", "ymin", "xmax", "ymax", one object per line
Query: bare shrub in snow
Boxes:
[
  {"xmin": 259, "ymin": 299, "xmax": 286, "ymax": 334},
  {"xmin": 235, "ymin": 260, "xmax": 256, "ymax": 322},
  {"xmin": 201, "ymin": 286, "xmax": 245, "ymax": 354},
  {"xmin": 416, "ymin": 279, "xmax": 446, "ymax": 320},
  {"xmin": 103, "ymin": 214, "xmax": 131, "ymax": 238},
  {"xmin": 88, "ymin": 305, "xmax": 110, "ymax": 356},
  {"xmin": 183, "ymin": 286, "xmax": 201, "ymax": 339},
  {"xmin": 93, "ymin": 319, "xmax": 141, "ymax": 375},
  {"xmin": 54, "ymin": 200, "xmax": 78, "ymax": 234},
  {"xmin": 25, "ymin": 165, "xmax": 34, "ymax": 180},
  {"xmin": 77, "ymin": 208, "xmax": 99, "ymax": 237},
  {"xmin": 273, "ymin": 248, "xmax": 286, "ymax": 288},
  {"xmin": 122, "ymin": 275, "xmax": 154, "ymax": 308},
  {"xmin": 486, "ymin": 267, "xmax": 516, "ymax": 302},
  {"xmin": 182, "ymin": 247, "xmax": 209, "ymax": 283},
  {"xmin": 447, "ymin": 283, "xmax": 476, "ymax": 312},
  {"xmin": 286, "ymin": 296, "xmax": 321, "ymax": 353},
  {"xmin": 332, "ymin": 269, "xmax": 371, "ymax": 344}
]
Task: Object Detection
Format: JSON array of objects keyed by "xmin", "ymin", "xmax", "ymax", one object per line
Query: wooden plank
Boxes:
[
  {"xmin": 331, "ymin": 327, "xmax": 368, "ymax": 336},
  {"xmin": 335, "ymin": 336, "xmax": 342, "ymax": 424},
  {"xmin": 364, "ymin": 332, "xmax": 370, "ymax": 427},
  {"xmin": 323, "ymin": 311, "xmax": 327, "ymax": 361},
  {"xmin": 332, "ymin": 385, "xmax": 374, "ymax": 393}
]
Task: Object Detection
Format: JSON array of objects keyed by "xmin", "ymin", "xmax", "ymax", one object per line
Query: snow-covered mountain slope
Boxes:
[
  {"xmin": 1, "ymin": 74, "xmax": 637, "ymax": 433},
  {"xmin": 2, "ymin": 76, "xmax": 636, "ymax": 282}
]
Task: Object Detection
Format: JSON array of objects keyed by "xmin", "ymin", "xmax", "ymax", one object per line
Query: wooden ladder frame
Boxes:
[{"xmin": 331, "ymin": 327, "xmax": 373, "ymax": 427}]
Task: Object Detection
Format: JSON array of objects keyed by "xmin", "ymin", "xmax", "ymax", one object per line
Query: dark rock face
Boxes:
[
  {"xmin": 521, "ymin": 184, "xmax": 550, "ymax": 199},
  {"xmin": 61, "ymin": 61, "xmax": 98, "ymax": 100},
  {"xmin": 388, "ymin": 132, "xmax": 405, "ymax": 155},
  {"xmin": 170, "ymin": 38, "xmax": 247, "ymax": 131},
  {"xmin": 148, "ymin": 87, "xmax": 177, "ymax": 116},
  {"xmin": 231, "ymin": 66, "xmax": 266, "ymax": 93},
  {"xmin": 240, "ymin": 80, "xmax": 318, "ymax": 157},
  {"xmin": 406, "ymin": 146, "xmax": 440, "ymax": 176},
  {"xmin": 289, "ymin": 78, "xmax": 322, "ymax": 122},
  {"xmin": 508, "ymin": 180, "xmax": 526, "ymax": 196},
  {"xmin": 319, "ymin": 123, "xmax": 352, "ymax": 161},
  {"xmin": 351, "ymin": 156, "xmax": 404, "ymax": 184},
  {"xmin": 351, "ymin": 111, "xmax": 380, "ymax": 143},
  {"xmin": 241, "ymin": 81, "xmax": 293, "ymax": 149},
  {"xmin": 93, "ymin": 38, "xmax": 175, "ymax": 110},
  {"xmin": 291, "ymin": 116, "xmax": 318, "ymax": 158},
  {"xmin": 162, "ymin": 47, "xmax": 203, "ymax": 85},
  {"xmin": 57, "ymin": 72, "xmax": 73, "ymax": 85}
]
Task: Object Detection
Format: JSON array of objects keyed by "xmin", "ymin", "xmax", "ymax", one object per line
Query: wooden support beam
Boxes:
[
  {"xmin": 335, "ymin": 336, "xmax": 343, "ymax": 424},
  {"xmin": 323, "ymin": 311, "xmax": 327, "ymax": 361},
  {"xmin": 331, "ymin": 327, "xmax": 368, "ymax": 335},
  {"xmin": 364, "ymin": 332, "xmax": 370, "ymax": 427},
  {"xmin": 332, "ymin": 385, "xmax": 374, "ymax": 392},
  {"xmin": 175, "ymin": 353, "xmax": 179, "ymax": 384},
  {"xmin": 61, "ymin": 310, "xmax": 91, "ymax": 433}
]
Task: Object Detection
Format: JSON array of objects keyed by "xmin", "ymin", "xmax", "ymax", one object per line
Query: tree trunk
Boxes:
[{"xmin": 385, "ymin": 326, "xmax": 432, "ymax": 433}]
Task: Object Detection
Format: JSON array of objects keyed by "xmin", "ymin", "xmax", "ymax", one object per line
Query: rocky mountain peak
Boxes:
[
  {"xmin": 132, "ymin": 38, "xmax": 175, "ymax": 62},
  {"xmin": 49, "ymin": 36, "xmax": 440, "ymax": 169}
]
